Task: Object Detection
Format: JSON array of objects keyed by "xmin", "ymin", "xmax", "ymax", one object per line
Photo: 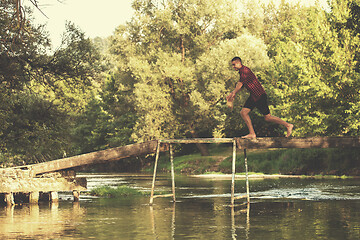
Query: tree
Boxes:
[
  {"xmin": 72, "ymin": 72, "xmax": 137, "ymax": 154},
  {"xmin": 195, "ymin": 33, "xmax": 272, "ymax": 137},
  {"xmin": 262, "ymin": 0, "xmax": 360, "ymax": 136},
  {"xmin": 110, "ymin": 0, "xmax": 244, "ymax": 155},
  {"xmin": 0, "ymin": 1, "xmax": 103, "ymax": 165}
]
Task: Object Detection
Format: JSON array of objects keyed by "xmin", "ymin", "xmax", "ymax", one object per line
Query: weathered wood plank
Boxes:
[
  {"xmin": 236, "ymin": 137, "xmax": 360, "ymax": 149},
  {"xmin": 152, "ymin": 194, "xmax": 174, "ymax": 199},
  {"xmin": 12, "ymin": 140, "xmax": 164, "ymax": 175},
  {"xmin": 0, "ymin": 175, "xmax": 86, "ymax": 193},
  {"xmin": 3, "ymin": 137, "xmax": 358, "ymax": 177},
  {"xmin": 161, "ymin": 138, "xmax": 234, "ymax": 144}
]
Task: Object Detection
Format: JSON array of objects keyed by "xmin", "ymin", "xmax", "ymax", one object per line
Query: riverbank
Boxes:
[
  {"xmin": 191, "ymin": 173, "xmax": 354, "ymax": 180},
  {"xmin": 143, "ymin": 146, "xmax": 360, "ymax": 176}
]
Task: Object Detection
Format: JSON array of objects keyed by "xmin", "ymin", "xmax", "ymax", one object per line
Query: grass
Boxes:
[
  {"xmin": 203, "ymin": 171, "xmax": 265, "ymax": 175},
  {"xmin": 89, "ymin": 185, "xmax": 172, "ymax": 198},
  {"xmin": 90, "ymin": 185, "xmax": 145, "ymax": 197},
  {"xmin": 147, "ymin": 148, "xmax": 224, "ymax": 174}
]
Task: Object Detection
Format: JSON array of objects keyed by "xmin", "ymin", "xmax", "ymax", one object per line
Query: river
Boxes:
[{"xmin": 1, "ymin": 173, "xmax": 359, "ymax": 239}]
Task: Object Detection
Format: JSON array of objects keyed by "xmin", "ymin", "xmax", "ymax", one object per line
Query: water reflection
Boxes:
[
  {"xmin": 0, "ymin": 175, "xmax": 359, "ymax": 239},
  {"xmin": 0, "ymin": 202, "xmax": 85, "ymax": 239},
  {"xmin": 149, "ymin": 197, "xmax": 252, "ymax": 240},
  {"xmin": 231, "ymin": 202, "xmax": 250, "ymax": 240},
  {"xmin": 150, "ymin": 202, "xmax": 176, "ymax": 240}
]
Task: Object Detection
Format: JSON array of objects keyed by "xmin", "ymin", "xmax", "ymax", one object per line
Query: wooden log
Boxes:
[
  {"xmin": 161, "ymin": 138, "xmax": 234, "ymax": 144},
  {"xmin": 236, "ymin": 137, "xmax": 360, "ymax": 149},
  {"xmin": 13, "ymin": 140, "xmax": 166, "ymax": 175},
  {"xmin": 152, "ymin": 194, "xmax": 174, "ymax": 199},
  {"xmin": 234, "ymin": 194, "xmax": 248, "ymax": 200}
]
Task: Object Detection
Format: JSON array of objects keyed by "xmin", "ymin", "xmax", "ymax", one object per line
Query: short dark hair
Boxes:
[{"xmin": 231, "ymin": 56, "xmax": 242, "ymax": 63}]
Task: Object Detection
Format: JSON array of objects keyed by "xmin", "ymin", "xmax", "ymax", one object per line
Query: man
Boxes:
[{"xmin": 226, "ymin": 57, "xmax": 293, "ymax": 138}]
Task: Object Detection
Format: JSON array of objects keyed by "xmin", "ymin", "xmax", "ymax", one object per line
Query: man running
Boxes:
[{"xmin": 226, "ymin": 57, "xmax": 293, "ymax": 138}]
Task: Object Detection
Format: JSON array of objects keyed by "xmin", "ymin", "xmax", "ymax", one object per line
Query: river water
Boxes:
[{"xmin": 1, "ymin": 173, "xmax": 359, "ymax": 239}]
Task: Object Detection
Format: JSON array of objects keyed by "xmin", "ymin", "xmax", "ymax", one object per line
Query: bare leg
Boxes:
[
  {"xmin": 264, "ymin": 114, "xmax": 293, "ymax": 137},
  {"xmin": 240, "ymin": 108, "xmax": 256, "ymax": 139}
]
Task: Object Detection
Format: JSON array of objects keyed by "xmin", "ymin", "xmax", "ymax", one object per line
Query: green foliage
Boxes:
[
  {"xmin": 0, "ymin": 0, "xmax": 50, "ymax": 90},
  {"xmin": 0, "ymin": 90, "xmax": 71, "ymax": 165},
  {"xmin": 72, "ymin": 71, "xmax": 137, "ymax": 154},
  {"xmin": 196, "ymin": 34, "xmax": 272, "ymax": 137},
  {"xmin": 218, "ymin": 148, "xmax": 360, "ymax": 175},
  {"xmin": 145, "ymin": 146, "xmax": 359, "ymax": 176},
  {"xmin": 1, "ymin": 0, "xmax": 359, "ymax": 173},
  {"xmin": 149, "ymin": 152, "xmax": 218, "ymax": 174},
  {"xmin": 90, "ymin": 185, "xmax": 144, "ymax": 197},
  {"xmin": 109, "ymin": 0, "xmax": 274, "ymax": 142},
  {"xmin": 0, "ymin": 4, "xmax": 102, "ymax": 164},
  {"xmin": 263, "ymin": 0, "xmax": 360, "ymax": 136}
]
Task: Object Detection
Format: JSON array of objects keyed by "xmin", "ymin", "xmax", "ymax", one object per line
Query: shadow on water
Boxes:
[{"xmin": 1, "ymin": 174, "xmax": 360, "ymax": 239}]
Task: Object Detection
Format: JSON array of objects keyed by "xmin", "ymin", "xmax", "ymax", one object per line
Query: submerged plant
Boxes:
[{"xmin": 90, "ymin": 185, "xmax": 144, "ymax": 197}]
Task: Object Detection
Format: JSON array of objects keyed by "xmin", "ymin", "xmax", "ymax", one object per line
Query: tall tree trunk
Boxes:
[
  {"xmin": 190, "ymin": 129, "xmax": 209, "ymax": 156},
  {"xmin": 180, "ymin": 36, "xmax": 208, "ymax": 156}
]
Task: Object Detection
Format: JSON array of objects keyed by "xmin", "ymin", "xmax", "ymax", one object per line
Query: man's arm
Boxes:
[
  {"xmin": 226, "ymin": 81, "xmax": 243, "ymax": 109},
  {"xmin": 227, "ymin": 81, "xmax": 243, "ymax": 101}
]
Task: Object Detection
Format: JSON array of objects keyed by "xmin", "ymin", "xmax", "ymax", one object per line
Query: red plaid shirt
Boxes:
[{"xmin": 239, "ymin": 66, "xmax": 266, "ymax": 101}]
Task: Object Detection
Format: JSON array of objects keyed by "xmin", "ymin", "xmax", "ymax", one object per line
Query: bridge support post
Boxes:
[
  {"xmin": 231, "ymin": 144, "xmax": 251, "ymax": 205},
  {"xmin": 50, "ymin": 191, "xmax": 58, "ymax": 203},
  {"xmin": 150, "ymin": 141, "xmax": 161, "ymax": 205},
  {"xmin": 244, "ymin": 149, "xmax": 250, "ymax": 203},
  {"xmin": 231, "ymin": 139, "xmax": 236, "ymax": 206},
  {"xmin": 73, "ymin": 190, "xmax": 80, "ymax": 202},
  {"xmin": 5, "ymin": 193, "xmax": 15, "ymax": 206},
  {"xmin": 29, "ymin": 191, "xmax": 39, "ymax": 204},
  {"xmin": 170, "ymin": 144, "xmax": 176, "ymax": 203},
  {"xmin": 150, "ymin": 141, "xmax": 176, "ymax": 205}
]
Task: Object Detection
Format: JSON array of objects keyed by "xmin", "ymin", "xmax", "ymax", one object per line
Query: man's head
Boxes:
[{"xmin": 231, "ymin": 57, "xmax": 242, "ymax": 71}]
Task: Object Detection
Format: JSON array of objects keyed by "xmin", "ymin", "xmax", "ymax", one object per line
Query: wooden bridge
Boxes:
[
  {"xmin": 1, "ymin": 137, "xmax": 359, "ymax": 206},
  {"xmin": 0, "ymin": 140, "xmax": 166, "ymax": 205}
]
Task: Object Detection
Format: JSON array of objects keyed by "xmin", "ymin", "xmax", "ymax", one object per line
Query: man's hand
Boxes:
[
  {"xmin": 226, "ymin": 92, "xmax": 235, "ymax": 109},
  {"xmin": 226, "ymin": 92, "xmax": 235, "ymax": 101},
  {"xmin": 226, "ymin": 82, "xmax": 242, "ymax": 109}
]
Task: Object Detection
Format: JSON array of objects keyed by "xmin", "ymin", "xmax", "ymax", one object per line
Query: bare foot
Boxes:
[
  {"xmin": 241, "ymin": 134, "xmax": 256, "ymax": 139},
  {"xmin": 286, "ymin": 124, "xmax": 293, "ymax": 137}
]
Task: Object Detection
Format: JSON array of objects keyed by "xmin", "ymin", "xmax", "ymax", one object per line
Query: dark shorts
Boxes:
[{"xmin": 243, "ymin": 94, "xmax": 270, "ymax": 115}]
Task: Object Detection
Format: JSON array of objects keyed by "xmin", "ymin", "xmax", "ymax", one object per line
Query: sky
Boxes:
[
  {"xmin": 24, "ymin": 0, "xmax": 327, "ymax": 48},
  {"xmin": 25, "ymin": 0, "xmax": 135, "ymax": 47}
]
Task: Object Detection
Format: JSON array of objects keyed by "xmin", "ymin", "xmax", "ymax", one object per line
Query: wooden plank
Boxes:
[
  {"xmin": 152, "ymin": 194, "xmax": 174, "ymax": 199},
  {"xmin": 234, "ymin": 194, "xmax": 248, "ymax": 200},
  {"xmin": 14, "ymin": 140, "xmax": 164, "ymax": 175},
  {"xmin": 236, "ymin": 137, "xmax": 360, "ymax": 149},
  {"xmin": 0, "ymin": 176, "xmax": 86, "ymax": 193},
  {"xmin": 3, "ymin": 137, "xmax": 358, "ymax": 176},
  {"xmin": 161, "ymin": 138, "xmax": 234, "ymax": 144}
]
